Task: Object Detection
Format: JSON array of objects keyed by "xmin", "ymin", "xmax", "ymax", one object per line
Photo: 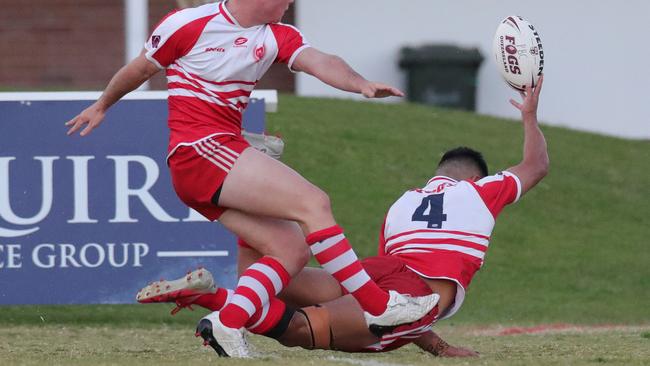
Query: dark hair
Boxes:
[{"xmin": 437, "ymin": 147, "xmax": 489, "ymax": 177}]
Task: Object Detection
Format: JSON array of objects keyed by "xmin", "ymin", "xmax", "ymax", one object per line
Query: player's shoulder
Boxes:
[
  {"xmin": 269, "ymin": 22, "xmax": 302, "ymax": 32},
  {"xmin": 473, "ymin": 171, "xmax": 521, "ymax": 188},
  {"xmin": 467, "ymin": 171, "xmax": 523, "ymax": 206},
  {"xmin": 268, "ymin": 22, "xmax": 306, "ymax": 39}
]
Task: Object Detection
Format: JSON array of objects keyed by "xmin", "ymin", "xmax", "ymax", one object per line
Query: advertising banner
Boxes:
[{"xmin": 0, "ymin": 91, "xmax": 266, "ymax": 304}]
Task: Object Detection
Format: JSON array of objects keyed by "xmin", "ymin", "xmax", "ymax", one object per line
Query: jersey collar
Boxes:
[
  {"xmin": 424, "ymin": 176, "xmax": 457, "ymax": 189},
  {"xmin": 219, "ymin": 0, "xmax": 241, "ymax": 27},
  {"xmin": 220, "ymin": 0, "xmax": 264, "ymax": 29}
]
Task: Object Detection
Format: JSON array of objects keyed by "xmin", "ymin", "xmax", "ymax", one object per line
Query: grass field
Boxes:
[
  {"xmin": 2, "ymin": 323, "xmax": 649, "ymax": 365},
  {"xmin": 1, "ymin": 95, "xmax": 649, "ymax": 364}
]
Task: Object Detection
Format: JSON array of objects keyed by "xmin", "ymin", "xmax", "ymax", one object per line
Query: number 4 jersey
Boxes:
[{"xmin": 378, "ymin": 172, "xmax": 522, "ymax": 319}]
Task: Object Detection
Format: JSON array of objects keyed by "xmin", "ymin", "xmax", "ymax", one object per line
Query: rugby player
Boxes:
[{"xmin": 138, "ymin": 77, "xmax": 547, "ymax": 357}]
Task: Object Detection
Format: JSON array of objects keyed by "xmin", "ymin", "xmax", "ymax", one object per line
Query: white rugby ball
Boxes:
[{"xmin": 493, "ymin": 16, "xmax": 544, "ymax": 91}]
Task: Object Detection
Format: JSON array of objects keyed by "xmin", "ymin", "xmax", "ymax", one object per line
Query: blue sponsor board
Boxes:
[{"xmin": 0, "ymin": 92, "xmax": 266, "ymax": 305}]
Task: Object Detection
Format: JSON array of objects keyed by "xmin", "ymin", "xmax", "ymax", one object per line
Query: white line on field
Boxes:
[
  {"xmin": 156, "ymin": 250, "xmax": 229, "ymax": 258},
  {"xmin": 326, "ymin": 356, "xmax": 410, "ymax": 366}
]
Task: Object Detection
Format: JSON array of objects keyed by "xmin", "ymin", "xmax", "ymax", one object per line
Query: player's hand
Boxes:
[
  {"xmin": 439, "ymin": 344, "xmax": 480, "ymax": 358},
  {"xmin": 65, "ymin": 102, "xmax": 107, "ymax": 136},
  {"xmin": 361, "ymin": 81, "xmax": 405, "ymax": 98},
  {"xmin": 509, "ymin": 74, "xmax": 543, "ymax": 118}
]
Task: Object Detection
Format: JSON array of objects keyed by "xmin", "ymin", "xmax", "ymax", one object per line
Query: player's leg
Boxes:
[
  {"xmin": 196, "ymin": 293, "xmax": 378, "ymax": 355},
  {"xmin": 169, "ymin": 141, "xmax": 303, "ymax": 333},
  {"xmin": 220, "ymin": 146, "xmax": 436, "ymax": 324},
  {"xmin": 277, "ymin": 295, "xmax": 378, "ymax": 352},
  {"xmin": 214, "ymin": 209, "xmax": 308, "ymax": 330},
  {"xmin": 277, "ymin": 256, "xmax": 442, "ymax": 352},
  {"xmin": 238, "ymin": 242, "xmax": 344, "ymax": 307},
  {"xmin": 164, "ymin": 256, "xmax": 443, "ymax": 357},
  {"xmin": 187, "ymin": 258, "xmax": 349, "ymax": 357},
  {"xmin": 138, "ymin": 247, "xmax": 345, "ymax": 314},
  {"xmin": 218, "ymin": 146, "xmax": 334, "ymax": 233},
  {"xmin": 198, "ymin": 208, "xmax": 368, "ymax": 358},
  {"xmin": 199, "ymin": 293, "xmax": 423, "ymax": 353}
]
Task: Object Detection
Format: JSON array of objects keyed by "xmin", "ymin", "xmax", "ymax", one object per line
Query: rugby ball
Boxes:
[{"xmin": 493, "ymin": 16, "xmax": 544, "ymax": 91}]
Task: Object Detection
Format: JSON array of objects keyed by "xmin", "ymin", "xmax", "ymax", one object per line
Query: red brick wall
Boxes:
[{"xmin": 0, "ymin": 0, "xmax": 295, "ymax": 92}]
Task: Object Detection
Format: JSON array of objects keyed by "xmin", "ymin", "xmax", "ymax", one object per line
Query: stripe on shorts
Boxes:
[
  {"xmin": 192, "ymin": 138, "xmax": 241, "ymax": 172},
  {"xmin": 200, "ymin": 140, "xmax": 237, "ymax": 166}
]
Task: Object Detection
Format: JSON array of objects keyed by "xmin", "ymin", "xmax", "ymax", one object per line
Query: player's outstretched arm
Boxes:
[
  {"xmin": 506, "ymin": 75, "xmax": 549, "ymax": 196},
  {"xmin": 413, "ymin": 331, "xmax": 479, "ymax": 358},
  {"xmin": 65, "ymin": 50, "xmax": 161, "ymax": 136},
  {"xmin": 292, "ymin": 47, "xmax": 404, "ymax": 99}
]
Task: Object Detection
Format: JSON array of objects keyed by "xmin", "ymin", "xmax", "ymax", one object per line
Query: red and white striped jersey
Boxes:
[
  {"xmin": 144, "ymin": 2, "xmax": 309, "ymax": 155},
  {"xmin": 378, "ymin": 172, "xmax": 522, "ymax": 319}
]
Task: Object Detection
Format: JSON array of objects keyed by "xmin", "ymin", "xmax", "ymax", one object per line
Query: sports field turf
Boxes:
[
  {"xmin": 1, "ymin": 96, "xmax": 649, "ymax": 364},
  {"xmin": 2, "ymin": 323, "xmax": 649, "ymax": 365}
]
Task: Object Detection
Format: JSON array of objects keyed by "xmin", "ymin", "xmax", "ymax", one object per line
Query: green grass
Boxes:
[
  {"xmin": 1, "ymin": 324, "xmax": 649, "ymax": 366},
  {"xmin": 1, "ymin": 96, "xmax": 649, "ymax": 363},
  {"xmin": 3, "ymin": 96, "xmax": 649, "ymax": 325},
  {"xmin": 267, "ymin": 96, "xmax": 650, "ymax": 325}
]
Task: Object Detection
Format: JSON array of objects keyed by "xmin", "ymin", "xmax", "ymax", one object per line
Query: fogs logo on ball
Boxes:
[{"xmin": 493, "ymin": 15, "xmax": 545, "ymax": 91}]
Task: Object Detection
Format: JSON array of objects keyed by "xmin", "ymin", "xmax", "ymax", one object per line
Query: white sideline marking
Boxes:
[
  {"xmin": 0, "ymin": 90, "xmax": 278, "ymax": 112},
  {"xmin": 327, "ymin": 356, "xmax": 410, "ymax": 366},
  {"xmin": 156, "ymin": 250, "xmax": 228, "ymax": 258}
]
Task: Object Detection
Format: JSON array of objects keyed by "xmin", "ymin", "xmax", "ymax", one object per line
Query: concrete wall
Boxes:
[{"xmin": 296, "ymin": 0, "xmax": 650, "ymax": 139}]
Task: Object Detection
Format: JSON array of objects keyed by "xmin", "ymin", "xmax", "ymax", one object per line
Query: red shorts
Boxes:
[
  {"xmin": 360, "ymin": 256, "xmax": 440, "ymax": 352},
  {"xmin": 168, "ymin": 134, "xmax": 250, "ymax": 221},
  {"xmin": 361, "ymin": 256, "xmax": 432, "ymax": 297}
]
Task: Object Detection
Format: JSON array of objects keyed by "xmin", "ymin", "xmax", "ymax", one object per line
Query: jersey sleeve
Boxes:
[
  {"xmin": 470, "ymin": 171, "xmax": 522, "ymax": 218},
  {"xmin": 269, "ymin": 23, "xmax": 310, "ymax": 71},
  {"xmin": 144, "ymin": 10, "xmax": 213, "ymax": 69}
]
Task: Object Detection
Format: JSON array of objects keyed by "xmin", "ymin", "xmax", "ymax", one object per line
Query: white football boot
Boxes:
[
  {"xmin": 135, "ymin": 268, "xmax": 216, "ymax": 314},
  {"xmin": 364, "ymin": 290, "xmax": 440, "ymax": 327},
  {"xmin": 196, "ymin": 311, "xmax": 251, "ymax": 358}
]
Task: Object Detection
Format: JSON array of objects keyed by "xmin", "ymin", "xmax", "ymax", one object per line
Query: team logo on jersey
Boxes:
[
  {"xmin": 151, "ymin": 35, "xmax": 161, "ymax": 48},
  {"xmin": 254, "ymin": 45, "xmax": 265, "ymax": 62},
  {"xmin": 205, "ymin": 47, "xmax": 225, "ymax": 53},
  {"xmin": 234, "ymin": 37, "xmax": 248, "ymax": 47}
]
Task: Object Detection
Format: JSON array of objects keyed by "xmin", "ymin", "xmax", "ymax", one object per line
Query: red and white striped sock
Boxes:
[
  {"xmin": 194, "ymin": 288, "xmax": 233, "ymax": 311},
  {"xmin": 306, "ymin": 225, "xmax": 389, "ymax": 316},
  {"xmin": 245, "ymin": 297, "xmax": 287, "ymax": 335},
  {"xmin": 193, "ymin": 287, "xmax": 285, "ymax": 335},
  {"xmin": 218, "ymin": 256, "xmax": 290, "ymax": 329}
]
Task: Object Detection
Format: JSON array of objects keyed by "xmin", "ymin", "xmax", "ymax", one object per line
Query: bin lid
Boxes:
[{"xmin": 399, "ymin": 45, "xmax": 484, "ymax": 67}]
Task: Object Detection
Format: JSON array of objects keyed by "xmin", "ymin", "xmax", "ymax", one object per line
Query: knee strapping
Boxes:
[
  {"xmin": 296, "ymin": 305, "xmax": 332, "ymax": 350},
  {"xmin": 263, "ymin": 305, "xmax": 296, "ymax": 340}
]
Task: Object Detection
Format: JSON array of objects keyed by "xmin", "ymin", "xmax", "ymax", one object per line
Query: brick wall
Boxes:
[{"xmin": 0, "ymin": 0, "xmax": 295, "ymax": 92}]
